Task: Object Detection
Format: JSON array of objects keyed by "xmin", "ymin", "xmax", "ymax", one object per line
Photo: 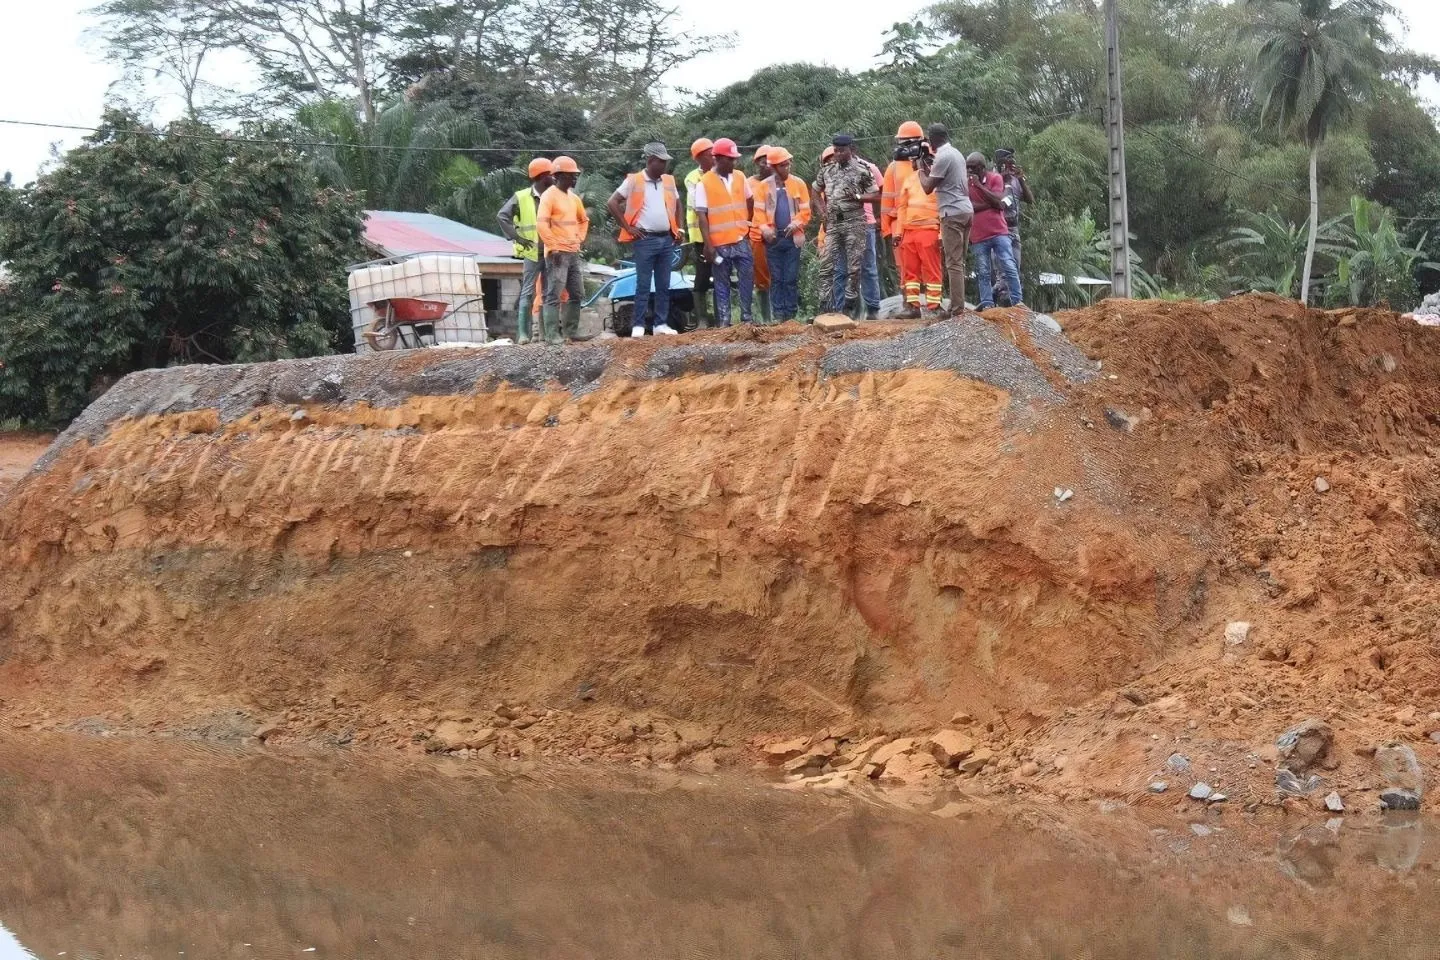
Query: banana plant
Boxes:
[{"xmin": 1327, "ymin": 196, "xmax": 1440, "ymax": 310}]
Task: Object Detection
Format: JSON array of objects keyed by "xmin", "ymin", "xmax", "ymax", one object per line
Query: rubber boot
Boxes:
[
  {"xmin": 694, "ymin": 295, "xmax": 712, "ymax": 330},
  {"xmin": 561, "ymin": 301, "xmax": 582, "ymax": 341},
  {"xmin": 758, "ymin": 290, "xmax": 773, "ymax": 326},
  {"xmin": 844, "ymin": 297, "xmax": 861, "ymax": 321},
  {"xmin": 516, "ymin": 307, "xmax": 533, "ymax": 345},
  {"xmin": 541, "ymin": 306, "xmax": 562, "ymax": 345}
]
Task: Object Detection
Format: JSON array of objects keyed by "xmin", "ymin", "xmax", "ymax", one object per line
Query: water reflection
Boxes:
[{"xmin": 1, "ymin": 734, "xmax": 1437, "ymax": 959}]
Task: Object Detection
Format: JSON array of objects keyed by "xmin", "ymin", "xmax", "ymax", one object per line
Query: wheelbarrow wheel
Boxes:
[{"xmin": 365, "ymin": 316, "xmax": 400, "ymax": 351}]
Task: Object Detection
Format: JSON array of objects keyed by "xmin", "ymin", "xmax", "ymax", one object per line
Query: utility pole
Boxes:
[{"xmin": 1104, "ymin": 0, "xmax": 1133, "ymax": 298}]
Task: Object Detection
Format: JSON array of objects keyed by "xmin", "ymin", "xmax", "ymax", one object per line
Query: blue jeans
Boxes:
[
  {"xmin": 766, "ymin": 237, "xmax": 802, "ymax": 320},
  {"xmin": 631, "ymin": 233, "xmax": 674, "ymax": 330},
  {"xmin": 973, "ymin": 234, "xmax": 1023, "ymax": 309},
  {"xmin": 832, "ymin": 225, "xmax": 883, "ymax": 311},
  {"xmin": 712, "ymin": 241, "xmax": 753, "ymax": 326}
]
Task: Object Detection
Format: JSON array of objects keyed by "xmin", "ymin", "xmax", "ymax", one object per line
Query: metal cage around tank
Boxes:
[{"xmin": 346, "ymin": 252, "xmax": 492, "ymax": 352}]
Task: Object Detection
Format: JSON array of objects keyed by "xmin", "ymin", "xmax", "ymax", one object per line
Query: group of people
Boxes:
[{"xmin": 494, "ymin": 122, "xmax": 1034, "ymax": 343}]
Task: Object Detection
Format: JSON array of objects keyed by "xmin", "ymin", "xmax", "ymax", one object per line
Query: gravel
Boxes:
[
  {"xmin": 821, "ymin": 314, "xmax": 1065, "ymax": 404},
  {"xmin": 41, "ymin": 313, "xmax": 1094, "ymax": 468}
]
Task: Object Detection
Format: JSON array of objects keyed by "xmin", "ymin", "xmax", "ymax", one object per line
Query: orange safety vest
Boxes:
[
  {"xmin": 699, "ymin": 170, "xmax": 750, "ymax": 247},
  {"xmin": 880, "ymin": 160, "xmax": 910, "ymax": 236},
  {"xmin": 753, "ymin": 175, "xmax": 812, "ymax": 237},
  {"xmin": 897, "ymin": 171, "xmax": 939, "ymax": 233},
  {"xmin": 617, "ymin": 172, "xmax": 681, "ymax": 242}
]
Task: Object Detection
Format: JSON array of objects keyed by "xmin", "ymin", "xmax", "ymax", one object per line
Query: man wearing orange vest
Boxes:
[
  {"xmin": 749, "ymin": 145, "xmax": 773, "ymax": 325},
  {"xmin": 693, "ymin": 137, "xmax": 755, "ymax": 326},
  {"xmin": 895, "ymin": 164, "xmax": 945, "ymax": 318},
  {"xmin": 607, "ymin": 142, "xmax": 683, "ymax": 337},
  {"xmin": 752, "ymin": 147, "xmax": 811, "ymax": 323},
  {"xmin": 536, "ymin": 155, "xmax": 590, "ymax": 344},
  {"xmin": 881, "ymin": 121, "xmax": 925, "ymax": 286}
]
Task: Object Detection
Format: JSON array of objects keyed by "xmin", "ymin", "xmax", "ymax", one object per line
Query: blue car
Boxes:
[{"xmin": 584, "ymin": 247, "xmax": 696, "ymax": 336}]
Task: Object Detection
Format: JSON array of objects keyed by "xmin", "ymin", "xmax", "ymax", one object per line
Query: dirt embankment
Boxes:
[{"xmin": 2, "ymin": 297, "xmax": 1439, "ymax": 808}]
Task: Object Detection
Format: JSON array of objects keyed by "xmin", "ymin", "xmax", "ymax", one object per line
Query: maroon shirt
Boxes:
[{"xmin": 968, "ymin": 171, "xmax": 1009, "ymax": 244}]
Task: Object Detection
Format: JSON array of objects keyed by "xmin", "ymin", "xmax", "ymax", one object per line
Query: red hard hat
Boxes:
[
  {"xmin": 690, "ymin": 137, "xmax": 714, "ymax": 158},
  {"xmin": 712, "ymin": 138, "xmax": 741, "ymax": 158},
  {"xmin": 896, "ymin": 120, "xmax": 925, "ymax": 139},
  {"xmin": 551, "ymin": 155, "xmax": 581, "ymax": 174},
  {"xmin": 527, "ymin": 157, "xmax": 553, "ymax": 178}
]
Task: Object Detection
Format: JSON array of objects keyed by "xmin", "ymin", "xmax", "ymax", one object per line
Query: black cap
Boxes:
[
  {"xmin": 996, "ymin": 147, "xmax": 1015, "ymax": 160},
  {"xmin": 831, "ymin": 133, "xmax": 855, "ymax": 147}
]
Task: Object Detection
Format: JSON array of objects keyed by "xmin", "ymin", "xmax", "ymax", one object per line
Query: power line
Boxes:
[{"xmin": 0, "ymin": 109, "xmax": 1086, "ymax": 162}]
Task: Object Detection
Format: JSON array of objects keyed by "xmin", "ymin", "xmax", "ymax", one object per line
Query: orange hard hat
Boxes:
[
  {"xmin": 712, "ymin": 137, "xmax": 741, "ymax": 158},
  {"xmin": 690, "ymin": 137, "xmax": 714, "ymax": 158},
  {"xmin": 821, "ymin": 146, "xmax": 836, "ymax": 162},
  {"xmin": 896, "ymin": 120, "xmax": 925, "ymax": 139},
  {"xmin": 767, "ymin": 146, "xmax": 793, "ymax": 166},
  {"xmin": 551, "ymin": 155, "xmax": 581, "ymax": 174},
  {"xmin": 754, "ymin": 144, "xmax": 772, "ymax": 162},
  {"xmin": 526, "ymin": 157, "xmax": 553, "ymax": 178}
]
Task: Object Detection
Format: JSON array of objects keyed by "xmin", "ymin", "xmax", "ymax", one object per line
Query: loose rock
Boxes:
[
  {"xmin": 927, "ymin": 729, "xmax": 977, "ymax": 768},
  {"xmin": 813, "ymin": 314, "xmax": 858, "ymax": 332},
  {"xmin": 1375, "ymin": 743, "xmax": 1424, "ymax": 794},
  {"xmin": 958, "ymin": 747, "xmax": 994, "ymax": 774},
  {"xmin": 1224, "ymin": 621, "xmax": 1251, "ymax": 646},
  {"xmin": 1148, "ymin": 781, "xmax": 1168, "ymax": 794},
  {"xmin": 1166, "ymin": 753, "xmax": 1192, "ymax": 775},
  {"xmin": 761, "ymin": 738, "xmax": 809, "ymax": 764},
  {"xmin": 1381, "ymin": 788, "xmax": 1422, "ymax": 811},
  {"xmin": 1189, "ymin": 782, "xmax": 1213, "ymax": 800},
  {"xmin": 870, "ymin": 737, "xmax": 919, "ymax": 770},
  {"xmin": 1324, "ymin": 791, "xmax": 1345, "ymax": 812},
  {"xmin": 1275, "ymin": 719, "xmax": 1334, "ymax": 773},
  {"xmin": 1314, "ymin": 476, "xmax": 1330, "ymax": 493},
  {"xmin": 1276, "ymin": 768, "xmax": 1324, "ymax": 796}
]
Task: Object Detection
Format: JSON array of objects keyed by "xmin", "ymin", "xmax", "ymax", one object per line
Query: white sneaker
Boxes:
[
  {"xmin": 654, "ymin": 323, "xmax": 679, "ymax": 335},
  {"xmin": 631, "ymin": 325, "xmax": 645, "ymax": 338}
]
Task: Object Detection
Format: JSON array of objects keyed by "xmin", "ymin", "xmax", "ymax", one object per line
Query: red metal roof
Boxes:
[{"xmin": 363, "ymin": 210, "xmax": 514, "ymax": 259}]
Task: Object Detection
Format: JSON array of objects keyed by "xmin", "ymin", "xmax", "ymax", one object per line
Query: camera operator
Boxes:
[
  {"xmin": 914, "ymin": 123, "xmax": 974, "ymax": 315},
  {"xmin": 992, "ymin": 147, "xmax": 1035, "ymax": 305}
]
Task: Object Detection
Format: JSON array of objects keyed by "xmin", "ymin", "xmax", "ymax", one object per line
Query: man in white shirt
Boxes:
[
  {"xmin": 692, "ymin": 137, "xmax": 756, "ymax": 326},
  {"xmin": 607, "ymin": 142, "xmax": 684, "ymax": 336}
]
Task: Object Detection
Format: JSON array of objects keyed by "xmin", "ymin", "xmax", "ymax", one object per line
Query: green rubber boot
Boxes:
[
  {"xmin": 561, "ymin": 301, "xmax": 582, "ymax": 341},
  {"xmin": 541, "ymin": 306, "xmax": 563, "ymax": 345},
  {"xmin": 694, "ymin": 294, "xmax": 712, "ymax": 330},
  {"xmin": 758, "ymin": 290, "xmax": 773, "ymax": 326},
  {"xmin": 516, "ymin": 306, "xmax": 533, "ymax": 345}
]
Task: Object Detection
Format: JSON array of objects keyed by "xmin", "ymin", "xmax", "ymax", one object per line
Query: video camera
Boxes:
[{"xmin": 893, "ymin": 138, "xmax": 928, "ymax": 164}]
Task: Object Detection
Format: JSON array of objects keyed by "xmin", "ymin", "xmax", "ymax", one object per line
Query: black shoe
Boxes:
[
  {"xmin": 844, "ymin": 297, "xmax": 861, "ymax": 320},
  {"xmin": 864, "ymin": 307, "xmax": 880, "ymax": 321}
]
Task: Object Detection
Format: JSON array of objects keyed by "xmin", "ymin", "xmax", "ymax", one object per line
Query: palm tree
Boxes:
[
  {"xmin": 1244, "ymin": 0, "xmax": 1393, "ymax": 305},
  {"xmin": 295, "ymin": 98, "xmax": 490, "ymax": 212}
]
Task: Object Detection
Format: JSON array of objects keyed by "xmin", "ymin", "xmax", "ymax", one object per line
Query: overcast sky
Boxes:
[{"xmin": 1, "ymin": 0, "xmax": 1436, "ymax": 183}]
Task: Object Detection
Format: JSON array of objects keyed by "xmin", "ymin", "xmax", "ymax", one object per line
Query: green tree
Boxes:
[
  {"xmin": 1220, "ymin": 209, "xmax": 1348, "ymax": 296},
  {"xmin": 0, "ymin": 110, "xmax": 365, "ymax": 427},
  {"xmin": 293, "ymin": 97, "xmax": 488, "ymax": 210},
  {"xmin": 1326, "ymin": 196, "xmax": 1439, "ymax": 309},
  {"xmin": 1244, "ymin": 0, "xmax": 1393, "ymax": 304}
]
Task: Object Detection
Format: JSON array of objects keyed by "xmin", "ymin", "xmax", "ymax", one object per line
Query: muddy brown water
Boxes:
[{"xmin": 0, "ymin": 733, "xmax": 1437, "ymax": 959}]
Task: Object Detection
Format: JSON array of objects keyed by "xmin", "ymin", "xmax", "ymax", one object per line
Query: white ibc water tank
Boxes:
[{"xmin": 348, "ymin": 254, "xmax": 488, "ymax": 352}]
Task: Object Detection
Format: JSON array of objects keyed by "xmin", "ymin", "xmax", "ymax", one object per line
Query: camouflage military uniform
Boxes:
[{"xmin": 812, "ymin": 159, "xmax": 877, "ymax": 308}]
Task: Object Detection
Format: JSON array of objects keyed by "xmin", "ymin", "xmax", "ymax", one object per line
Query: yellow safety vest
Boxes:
[
  {"xmin": 685, "ymin": 167, "xmax": 705, "ymax": 244},
  {"xmin": 513, "ymin": 188, "xmax": 539, "ymax": 261}
]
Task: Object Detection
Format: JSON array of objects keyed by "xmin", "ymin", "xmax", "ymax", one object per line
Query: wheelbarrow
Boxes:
[{"xmin": 364, "ymin": 297, "xmax": 449, "ymax": 351}]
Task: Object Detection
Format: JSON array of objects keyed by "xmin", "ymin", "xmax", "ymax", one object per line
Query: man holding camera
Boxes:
[
  {"xmin": 914, "ymin": 123, "xmax": 974, "ymax": 314},
  {"xmin": 992, "ymin": 147, "xmax": 1035, "ymax": 306}
]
